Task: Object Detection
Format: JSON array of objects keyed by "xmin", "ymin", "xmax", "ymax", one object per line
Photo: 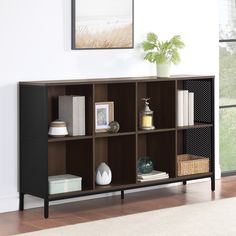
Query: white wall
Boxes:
[{"xmin": 0, "ymin": 0, "xmax": 219, "ymax": 213}]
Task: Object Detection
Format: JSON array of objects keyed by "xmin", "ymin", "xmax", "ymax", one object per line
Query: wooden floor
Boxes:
[{"xmin": 1, "ymin": 176, "xmax": 236, "ymax": 235}]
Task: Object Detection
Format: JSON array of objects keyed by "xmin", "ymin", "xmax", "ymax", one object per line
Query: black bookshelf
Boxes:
[{"xmin": 19, "ymin": 75, "xmax": 215, "ymax": 218}]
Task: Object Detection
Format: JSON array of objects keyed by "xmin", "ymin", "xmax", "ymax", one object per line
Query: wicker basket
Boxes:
[{"xmin": 177, "ymin": 154, "xmax": 209, "ymax": 176}]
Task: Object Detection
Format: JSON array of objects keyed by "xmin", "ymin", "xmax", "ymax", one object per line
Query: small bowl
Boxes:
[{"xmin": 48, "ymin": 120, "xmax": 68, "ymax": 137}]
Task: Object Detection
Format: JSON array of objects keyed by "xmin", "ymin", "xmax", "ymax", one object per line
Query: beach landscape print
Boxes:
[{"xmin": 72, "ymin": 0, "xmax": 133, "ymax": 49}]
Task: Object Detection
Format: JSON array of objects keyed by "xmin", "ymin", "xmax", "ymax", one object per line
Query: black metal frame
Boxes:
[
  {"xmin": 183, "ymin": 79, "xmax": 215, "ymax": 191},
  {"xmin": 71, "ymin": 0, "xmax": 134, "ymax": 50},
  {"xmin": 19, "ymin": 85, "xmax": 49, "ymax": 217}
]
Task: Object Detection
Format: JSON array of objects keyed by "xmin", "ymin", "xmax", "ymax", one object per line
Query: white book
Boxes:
[
  {"xmin": 138, "ymin": 175, "xmax": 169, "ymax": 182},
  {"xmin": 188, "ymin": 92, "xmax": 194, "ymax": 126},
  {"xmin": 137, "ymin": 170, "xmax": 167, "ymax": 180},
  {"xmin": 183, "ymin": 90, "xmax": 189, "ymax": 126},
  {"xmin": 177, "ymin": 90, "xmax": 184, "ymax": 126},
  {"xmin": 59, "ymin": 96, "xmax": 85, "ymax": 136}
]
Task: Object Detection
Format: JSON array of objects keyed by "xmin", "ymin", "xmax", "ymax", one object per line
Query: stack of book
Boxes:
[
  {"xmin": 137, "ymin": 170, "xmax": 169, "ymax": 182},
  {"xmin": 177, "ymin": 90, "xmax": 194, "ymax": 127}
]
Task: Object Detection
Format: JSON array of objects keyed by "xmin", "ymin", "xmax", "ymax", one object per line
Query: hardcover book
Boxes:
[
  {"xmin": 177, "ymin": 90, "xmax": 184, "ymax": 126},
  {"xmin": 188, "ymin": 92, "xmax": 194, "ymax": 125},
  {"xmin": 183, "ymin": 90, "xmax": 189, "ymax": 126},
  {"xmin": 59, "ymin": 96, "xmax": 85, "ymax": 136}
]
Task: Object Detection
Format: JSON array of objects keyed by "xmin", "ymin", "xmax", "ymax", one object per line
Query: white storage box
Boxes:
[{"xmin": 48, "ymin": 174, "xmax": 82, "ymax": 194}]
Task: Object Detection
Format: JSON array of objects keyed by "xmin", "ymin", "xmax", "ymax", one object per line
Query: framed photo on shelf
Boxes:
[
  {"xmin": 95, "ymin": 102, "xmax": 114, "ymax": 132},
  {"xmin": 71, "ymin": 0, "xmax": 134, "ymax": 49}
]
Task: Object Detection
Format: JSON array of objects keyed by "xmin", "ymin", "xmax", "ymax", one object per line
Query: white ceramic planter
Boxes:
[
  {"xmin": 156, "ymin": 63, "xmax": 171, "ymax": 77},
  {"xmin": 96, "ymin": 162, "xmax": 112, "ymax": 185}
]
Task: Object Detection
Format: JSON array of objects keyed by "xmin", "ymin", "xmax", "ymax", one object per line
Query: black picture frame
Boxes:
[{"xmin": 71, "ymin": 0, "xmax": 134, "ymax": 50}]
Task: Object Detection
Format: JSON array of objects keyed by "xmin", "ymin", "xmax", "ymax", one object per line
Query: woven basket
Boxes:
[{"xmin": 177, "ymin": 154, "xmax": 209, "ymax": 176}]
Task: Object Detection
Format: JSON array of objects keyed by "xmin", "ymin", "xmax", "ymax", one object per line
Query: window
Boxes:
[{"xmin": 219, "ymin": 0, "xmax": 236, "ymax": 174}]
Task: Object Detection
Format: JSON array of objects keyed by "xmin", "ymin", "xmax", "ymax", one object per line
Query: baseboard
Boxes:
[
  {"xmin": 0, "ymin": 193, "xmax": 19, "ymax": 213},
  {"xmin": 0, "ymin": 178, "xmax": 216, "ymax": 213}
]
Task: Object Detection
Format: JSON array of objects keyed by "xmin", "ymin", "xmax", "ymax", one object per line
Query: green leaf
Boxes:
[
  {"xmin": 170, "ymin": 35, "xmax": 185, "ymax": 49},
  {"xmin": 147, "ymin": 32, "xmax": 157, "ymax": 43},
  {"xmin": 155, "ymin": 54, "xmax": 168, "ymax": 64},
  {"xmin": 144, "ymin": 52, "xmax": 156, "ymax": 63},
  {"xmin": 171, "ymin": 49, "xmax": 180, "ymax": 64},
  {"xmin": 142, "ymin": 41, "xmax": 156, "ymax": 51}
]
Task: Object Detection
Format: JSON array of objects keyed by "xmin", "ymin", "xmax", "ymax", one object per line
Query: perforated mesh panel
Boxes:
[
  {"xmin": 184, "ymin": 127, "xmax": 212, "ymax": 160},
  {"xmin": 184, "ymin": 80, "xmax": 213, "ymax": 123}
]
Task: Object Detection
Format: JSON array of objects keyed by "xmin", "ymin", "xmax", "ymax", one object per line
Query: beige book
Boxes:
[{"xmin": 59, "ymin": 96, "xmax": 85, "ymax": 136}]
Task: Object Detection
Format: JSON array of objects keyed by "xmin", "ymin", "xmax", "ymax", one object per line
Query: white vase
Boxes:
[
  {"xmin": 156, "ymin": 63, "xmax": 171, "ymax": 77},
  {"xmin": 96, "ymin": 162, "xmax": 112, "ymax": 185}
]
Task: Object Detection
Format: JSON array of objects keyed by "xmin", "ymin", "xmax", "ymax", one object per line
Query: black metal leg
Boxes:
[
  {"xmin": 44, "ymin": 198, "xmax": 49, "ymax": 219},
  {"xmin": 19, "ymin": 192, "xmax": 24, "ymax": 211},
  {"xmin": 121, "ymin": 190, "xmax": 124, "ymax": 200},
  {"xmin": 183, "ymin": 181, "xmax": 187, "ymax": 185},
  {"xmin": 211, "ymin": 177, "xmax": 215, "ymax": 192}
]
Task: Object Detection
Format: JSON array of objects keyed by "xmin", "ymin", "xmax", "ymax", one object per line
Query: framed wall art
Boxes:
[
  {"xmin": 71, "ymin": 0, "xmax": 134, "ymax": 49},
  {"xmin": 95, "ymin": 102, "xmax": 114, "ymax": 132}
]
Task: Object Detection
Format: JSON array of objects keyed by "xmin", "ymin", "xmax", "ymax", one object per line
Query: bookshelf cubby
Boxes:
[{"xmin": 20, "ymin": 75, "xmax": 215, "ymax": 218}]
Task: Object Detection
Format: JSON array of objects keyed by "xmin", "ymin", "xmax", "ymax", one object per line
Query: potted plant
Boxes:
[{"xmin": 141, "ymin": 33, "xmax": 185, "ymax": 77}]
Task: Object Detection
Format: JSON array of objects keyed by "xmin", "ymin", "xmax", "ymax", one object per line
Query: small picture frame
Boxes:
[{"xmin": 95, "ymin": 102, "xmax": 114, "ymax": 132}]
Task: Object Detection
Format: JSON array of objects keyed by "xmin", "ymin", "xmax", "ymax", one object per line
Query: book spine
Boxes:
[
  {"xmin": 73, "ymin": 96, "xmax": 85, "ymax": 136},
  {"xmin": 188, "ymin": 92, "xmax": 194, "ymax": 126},
  {"xmin": 138, "ymin": 176, "xmax": 169, "ymax": 182},
  {"xmin": 137, "ymin": 174, "xmax": 168, "ymax": 180},
  {"xmin": 183, "ymin": 90, "xmax": 189, "ymax": 126},
  {"xmin": 59, "ymin": 96, "xmax": 86, "ymax": 136},
  {"xmin": 177, "ymin": 90, "xmax": 184, "ymax": 127},
  {"xmin": 59, "ymin": 96, "xmax": 73, "ymax": 135}
]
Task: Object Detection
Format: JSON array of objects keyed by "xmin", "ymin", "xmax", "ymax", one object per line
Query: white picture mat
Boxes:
[{"xmin": 95, "ymin": 104, "xmax": 109, "ymax": 129}]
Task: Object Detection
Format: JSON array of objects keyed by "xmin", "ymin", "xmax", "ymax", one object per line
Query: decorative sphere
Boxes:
[{"xmin": 107, "ymin": 121, "xmax": 120, "ymax": 133}]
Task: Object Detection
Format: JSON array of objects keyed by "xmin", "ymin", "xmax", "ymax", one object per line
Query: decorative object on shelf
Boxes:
[
  {"xmin": 137, "ymin": 170, "xmax": 169, "ymax": 182},
  {"xmin": 107, "ymin": 121, "xmax": 120, "ymax": 133},
  {"xmin": 139, "ymin": 98, "xmax": 155, "ymax": 130},
  {"xmin": 59, "ymin": 95, "xmax": 85, "ymax": 136},
  {"xmin": 141, "ymin": 33, "xmax": 185, "ymax": 77},
  {"xmin": 48, "ymin": 174, "xmax": 82, "ymax": 194},
  {"xmin": 188, "ymin": 92, "xmax": 194, "ymax": 126},
  {"xmin": 48, "ymin": 120, "xmax": 68, "ymax": 137},
  {"xmin": 95, "ymin": 102, "xmax": 114, "ymax": 133},
  {"xmin": 177, "ymin": 90, "xmax": 194, "ymax": 127},
  {"xmin": 71, "ymin": 0, "xmax": 134, "ymax": 49},
  {"xmin": 177, "ymin": 154, "xmax": 209, "ymax": 176},
  {"xmin": 137, "ymin": 156, "xmax": 154, "ymax": 174},
  {"xmin": 96, "ymin": 162, "xmax": 112, "ymax": 185}
]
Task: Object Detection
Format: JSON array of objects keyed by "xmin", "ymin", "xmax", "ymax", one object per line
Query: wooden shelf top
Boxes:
[
  {"xmin": 48, "ymin": 132, "xmax": 136, "ymax": 142},
  {"xmin": 19, "ymin": 75, "xmax": 214, "ymax": 86},
  {"xmin": 48, "ymin": 123, "xmax": 213, "ymax": 142},
  {"xmin": 95, "ymin": 131, "xmax": 136, "ymax": 138},
  {"xmin": 48, "ymin": 135, "xmax": 93, "ymax": 142},
  {"xmin": 177, "ymin": 122, "xmax": 213, "ymax": 130},
  {"xmin": 138, "ymin": 128, "xmax": 176, "ymax": 134}
]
